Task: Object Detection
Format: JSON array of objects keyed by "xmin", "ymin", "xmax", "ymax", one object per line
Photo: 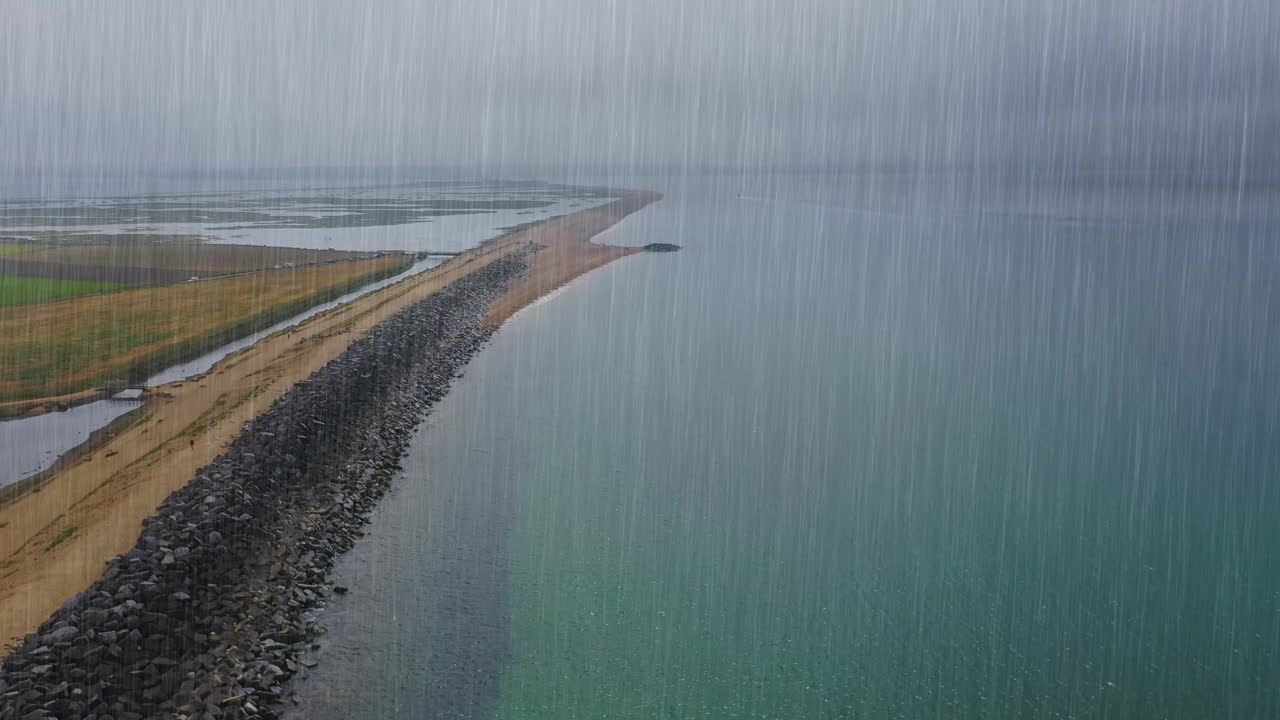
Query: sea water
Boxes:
[{"xmin": 290, "ymin": 173, "xmax": 1280, "ymax": 719}]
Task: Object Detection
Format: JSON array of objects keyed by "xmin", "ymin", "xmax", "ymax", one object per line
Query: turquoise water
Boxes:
[{"xmin": 291, "ymin": 174, "xmax": 1280, "ymax": 718}]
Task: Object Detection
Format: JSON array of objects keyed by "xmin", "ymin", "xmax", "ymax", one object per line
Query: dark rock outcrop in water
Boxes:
[{"xmin": 0, "ymin": 251, "xmax": 532, "ymax": 720}]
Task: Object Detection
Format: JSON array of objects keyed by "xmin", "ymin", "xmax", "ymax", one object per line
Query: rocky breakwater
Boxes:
[{"xmin": 0, "ymin": 251, "xmax": 532, "ymax": 720}]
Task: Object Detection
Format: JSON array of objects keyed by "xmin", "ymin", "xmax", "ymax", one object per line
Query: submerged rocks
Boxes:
[{"xmin": 0, "ymin": 251, "xmax": 532, "ymax": 719}]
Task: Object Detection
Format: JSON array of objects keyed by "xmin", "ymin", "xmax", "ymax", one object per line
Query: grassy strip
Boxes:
[
  {"xmin": 31, "ymin": 241, "xmax": 369, "ymax": 275},
  {"xmin": 0, "ymin": 276, "xmax": 128, "ymax": 307},
  {"xmin": 0, "ymin": 243, "xmax": 41, "ymax": 257},
  {"xmin": 0, "ymin": 257, "xmax": 410, "ymax": 403},
  {"xmin": 93, "ymin": 262, "xmax": 395, "ymax": 395},
  {"xmin": 45, "ymin": 526, "xmax": 78, "ymax": 552},
  {"xmin": 110, "ymin": 262, "xmax": 408, "ymax": 389}
]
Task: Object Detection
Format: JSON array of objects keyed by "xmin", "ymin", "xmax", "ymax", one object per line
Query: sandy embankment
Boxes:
[{"xmin": 0, "ymin": 190, "xmax": 660, "ymax": 652}]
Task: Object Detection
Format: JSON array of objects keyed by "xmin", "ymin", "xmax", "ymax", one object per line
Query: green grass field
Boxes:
[
  {"xmin": 0, "ymin": 276, "xmax": 126, "ymax": 307},
  {"xmin": 0, "ymin": 244, "xmax": 41, "ymax": 257},
  {"xmin": 0, "ymin": 256, "xmax": 408, "ymax": 401}
]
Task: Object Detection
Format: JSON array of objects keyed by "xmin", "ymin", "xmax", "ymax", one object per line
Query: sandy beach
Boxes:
[{"xmin": 0, "ymin": 190, "xmax": 660, "ymax": 653}]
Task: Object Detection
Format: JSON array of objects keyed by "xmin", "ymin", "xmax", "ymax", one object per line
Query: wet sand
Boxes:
[
  {"xmin": 0, "ymin": 190, "xmax": 660, "ymax": 653},
  {"xmin": 485, "ymin": 190, "xmax": 659, "ymax": 324}
]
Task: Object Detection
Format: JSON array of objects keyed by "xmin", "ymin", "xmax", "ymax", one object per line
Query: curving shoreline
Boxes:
[
  {"xmin": 0, "ymin": 190, "xmax": 661, "ymax": 718},
  {"xmin": 0, "ymin": 254, "xmax": 530, "ymax": 719}
]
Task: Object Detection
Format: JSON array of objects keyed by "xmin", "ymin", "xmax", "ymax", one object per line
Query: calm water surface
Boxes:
[{"xmin": 291, "ymin": 174, "xmax": 1280, "ymax": 719}]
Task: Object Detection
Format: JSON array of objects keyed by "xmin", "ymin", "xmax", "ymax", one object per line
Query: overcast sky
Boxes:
[{"xmin": 1, "ymin": 0, "xmax": 1276, "ymax": 179}]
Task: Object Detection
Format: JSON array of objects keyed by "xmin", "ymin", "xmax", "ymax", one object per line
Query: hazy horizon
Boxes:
[{"xmin": 2, "ymin": 0, "xmax": 1277, "ymax": 184}]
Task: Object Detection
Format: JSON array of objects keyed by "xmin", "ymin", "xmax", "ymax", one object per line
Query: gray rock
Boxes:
[
  {"xmin": 0, "ymin": 253, "xmax": 536, "ymax": 717},
  {"xmin": 45, "ymin": 626, "xmax": 78, "ymax": 644}
]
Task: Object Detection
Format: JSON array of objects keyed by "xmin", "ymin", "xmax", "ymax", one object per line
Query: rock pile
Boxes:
[{"xmin": 0, "ymin": 252, "xmax": 531, "ymax": 720}]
